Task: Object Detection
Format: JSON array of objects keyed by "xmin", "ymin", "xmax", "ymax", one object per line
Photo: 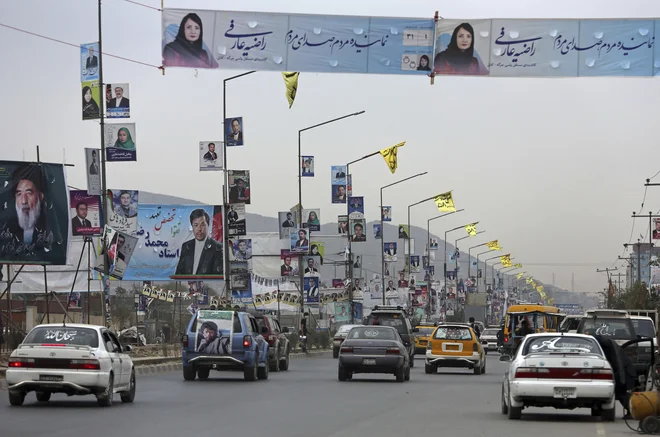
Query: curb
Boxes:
[{"xmin": 0, "ymin": 350, "xmax": 331, "ymax": 391}]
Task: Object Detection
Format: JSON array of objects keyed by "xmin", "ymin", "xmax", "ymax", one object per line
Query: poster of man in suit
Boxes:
[
  {"xmin": 105, "ymin": 83, "xmax": 130, "ymax": 118},
  {"xmin": 69, "ymin": 190, "xmax": 102, "ymax": 236},
  {"xmin": 93, "ymin": 225, "xmax": 138, "ymax": 280},
  {"xmin": 199, "ymin": 141, "xmax": 223, "ymax": 171},
  {"xmin": 280, "ymin": 250, "xmax": 299, "ymax": 277},
  {"xmin": 174, "ymin": 208, "xmax": 224, "ymax": 277},
  {"xmin": 290, "ymin": 228, "xmax": 309, "ymax": 253},
  {"xmin": 228, "ymin": 170, "xmax": 251, "ymax": 204},
  {"xmin": 80, "ymin": 42, "xmax": 99, "ymax": 82},
  {"xmin": 85, "ymin": 148, "xmax": 102, "ymax": 195},
  {"xmin": 278, "ymin": 211, "xmax": 297, "ymax": 239},
  {"xmin": 225, "ymin": 117, "xmax": 244, "ymax": 146}
]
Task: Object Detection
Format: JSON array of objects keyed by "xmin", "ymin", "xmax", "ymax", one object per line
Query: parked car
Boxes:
[
  {"xmin": 480, "ymin": 328, "xmax": 499, "ymax": 354},
  {"xmin": 332, "ymin": 324, "xmax": 362, "ymax": 358},
  {"xmin": 425, "ymin": 323, "xmax": 485, "ymax": 375},
  {"xmin": 251, "ymin": 313, "xmax": 291, "ymax": 371},
  {"xmin": 500, "ymin": 333, "xmax": 615, "ymax": 421},
  {"xmin": 6, "ymin": 324, "xmax": 136, "ymax": 407},
  {"xmin": 364, "ymin": 305, "xmax": 418, "ymax": 366},
  {"xmin": 337, "ymin": 326, "xmax": 411, "ymax": 382},
  {"xmin": 182, "ymin": 310, "xmax": 269, "ymax": 381}
]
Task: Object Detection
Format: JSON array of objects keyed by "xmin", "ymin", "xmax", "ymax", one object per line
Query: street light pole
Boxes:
[
  {"xmin": 455, "ymin": 230, "xmax": 485, "ymax": 278},
  {"xmin": 483, "ymin": 254, "xmax": 507, "ymax": 292},
  {"xmin": 379, "ymin": 172, "xmax": 428, "ymax": 303},
  {"xmin": 443, "ymin": 222, "xmax": 479, "ymax": 318},
  {"xmin": 474, "ymin": 249, "xmax": 492, "ymax": 292}
]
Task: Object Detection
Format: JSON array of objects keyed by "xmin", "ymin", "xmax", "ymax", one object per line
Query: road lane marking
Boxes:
[{"xmin": 596, "ymin": 423, "xmax": 606, "ymax": 437}]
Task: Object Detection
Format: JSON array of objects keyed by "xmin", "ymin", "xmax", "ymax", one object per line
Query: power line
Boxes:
[{"xmin": 121, "ymin": 0, "xmax": 162, "ymax": 11}]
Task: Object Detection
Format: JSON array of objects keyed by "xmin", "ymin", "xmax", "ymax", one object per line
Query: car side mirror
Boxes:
[
  {"xmin": 499, "ymin": 355, "xmax": 511, "ymax": 362},
  {"xmin": 124, "ymin": 345, "xmax": 132, "ymax": 352},
  {"xmin": 261, "ymin": 326, "xmax": 269, "ymax": 334},
  {"xmin": 412, "ymin": 328, "xmax": 420, "ymax": 333},
  {"xmin": 282, "ymin": 326, "xmax": 289, "ymax": 333}
]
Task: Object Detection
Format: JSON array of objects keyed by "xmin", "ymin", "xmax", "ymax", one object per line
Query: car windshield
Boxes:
[
  {"xmin": 561, "ymin": 317, "xmax": 582, "ymax": 331},
  {"xmin": 434, "ymin": 327, "xmax": 472, "ymax": 341},
  {"xmin": 632, "ymin": 319, "xmax": 656, "ymax": 338},
  {"xmin": 580, "ymin": 318, "xmax": 634, "ymax": 339},
  {"xmin": 365, "ymin": 314, "xmax": 407, "ymax": 334},
  {"xmin": 24, "ymin": 327, "xmax": 99, "ymax": 348},
  {"xmin": 482, "ymin": 329, "xmax": 498, "ymax": 336},
  {"xmin": 524, "ymin": 336, "xmax": 602, "ymax": 356},
  {"xmin": 415, "ymin": 327, "xmax": 435, "ymax": 336},
  {"xmin": 348, "ymin": 327, "xmax": 397, "ymax": 340}
]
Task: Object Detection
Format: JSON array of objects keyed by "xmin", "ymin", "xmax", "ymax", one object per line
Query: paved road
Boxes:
[{"xmin": 0, "ymin": 355, "xmax": 640, "ymax": 437}]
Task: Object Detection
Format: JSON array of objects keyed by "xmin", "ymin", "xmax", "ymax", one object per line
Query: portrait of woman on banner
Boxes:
[
  {"xmin": 82, "ymin": 85, "xmax": 100, "ymax": 120},
  {"xmin": 163, "ymin": 12, "xmax": 218, "ymax": 69},
  {"xmin": 306, "ymin": 210, "xmax": 320, "ymax": 232},
  {"xmin": 417, "ymin": 54, "xmax": 431, "ymax": 71},
  {"xmin": 113, "ymin": 127, "xmax": 135, "ymax": 151},
  {"xmin": 434, "ymin": 22, "xmax": 488, "ymax": 76}
]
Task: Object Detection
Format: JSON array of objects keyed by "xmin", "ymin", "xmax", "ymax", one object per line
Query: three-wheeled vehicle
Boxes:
[{"xmin": 500, "ymin": 309, "xmax": 565, "ymax": 358}]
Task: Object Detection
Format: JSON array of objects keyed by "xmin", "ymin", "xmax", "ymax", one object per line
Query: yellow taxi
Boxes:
[
  {"xmin": 425, "ymin": 323, "xmax": 485, "ymax": 375},
  {"xmin": 413, "ymin": 325, "xmax": 436, "ymax": 354}
]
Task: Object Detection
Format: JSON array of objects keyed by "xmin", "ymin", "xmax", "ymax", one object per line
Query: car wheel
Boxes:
[
  {"xmin": 333, "ymin": 347, "xmax": 339, "ymax": 359},
  {"xmin": 500, "ymin": 386, "xmax": 508, "ymax": 415},
  {"xmin": 405, "ymin": 365, "xmax": 411, "ymax": 381},
  {"xmin": 425, "ymin": 363, "xmax": 433, "ymax": 374},
  {"xmin": 338, "ymin": 366, "xmax": 348, "ymax": 382},
  {"xmin": 270, "ymin": 354, "xmax": 280, "ymax": 372},
  {"xmin": 96, "ymin": 374, "xmax": 114, "ymax": 407},
  {"xmin": 120, "ymin": 371, "xmax": 136, "ymax": 403},
  {"xmin": 8, "ymin": 391, "xmax": 25, "ymax": 407},
  {"xmin": 395, "ymin": 366, "xmax": 405, "ymax": 382},
  {"xmin": 279, "ymin": 350, "xmax": 290, "ymax": 371},
  {"xmin": 257, "ymin": 362, "xmax": 269, "ymax": 380},
  {"xmin": 197, "ymin": 367, "xmax": 210, "ymax": 380},
  {"xmin": 507, "ymin": 390, "xmax": 522, "ymax": 420},
  {"xmin": 183, "ymin": 365, "xmax": 197, "ymax": 381},
  {"xmin": 474, "ymin": 363, "xmax": 482, "ymax": 375},
  {"xmin": 244, "ymin": 361, "xmax": 258, "ymax": 381},
  {"xmin": 409, "ymin": 354, "xmax": 415, "ymax": 368},
  {"xmin": 346, "ymin": 372, "xmax": 353, "ymax": 380},
  {"xmin": 602, "ymin": 406, "xmax": 616, "ymax": 422},
  {"xmin": 36, "ymin": 391, "xmax": 51, "ymax": 402}
]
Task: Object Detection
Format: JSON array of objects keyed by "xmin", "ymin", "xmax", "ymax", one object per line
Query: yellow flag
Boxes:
[
  {"xmin": 500, "ymin": 254, "xmax": 512, "ymax": 267},
  {"xmin": 514, "ymin": 263, "xmax": 522, "ymax": 269},
  {"xmin": 486, "ymin": 240, "xmax": 501, "ymax": 251},
  {"xmin": 516, "ymin": 272, "xmax": 525, "ymax": 280},
  {"xmin": 548, "ymin": 297, "xmax": 555, "ymax": 304},
  {"xmin": 281, "ymin": 72, "xmax": 300, "ymax": 108},
  {"xmin": 379, "ymin": 141, "xmax": 405, "ymax": 174},
  {"xmin": 536, "ymin": 285, "xmax": 543, "ymax": 292},
  {"xmin": 526, "ymin": 277, "xmax": 534, "ymax": 284},
  {"xmin": 434, "ymin": 191, "xmax": 456, "ymax": 212},
  {"xmin": 465, "ymin": 223, "xmax": 478, "ymax": 237}
]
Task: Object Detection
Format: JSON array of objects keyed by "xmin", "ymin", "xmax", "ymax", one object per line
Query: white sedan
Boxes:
[
  {"xmin": 500, "ymin": 333, "xmax": 616, "ymax": 421},
  {"xmin": 6, "ymin": 324, "xmax": 136, "ymax": 407}
]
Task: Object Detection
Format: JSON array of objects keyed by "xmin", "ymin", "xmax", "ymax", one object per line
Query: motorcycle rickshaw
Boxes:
[{"xmin": 499, "ymin": 309, "xmax": 565, "ymax": 358}]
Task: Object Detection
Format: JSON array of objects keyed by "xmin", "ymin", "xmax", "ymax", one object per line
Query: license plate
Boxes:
[
  {"xmin": 446, "ymin": 345, "xmax": 459, "ymax": 350},
  {"xmin": 363, "ymin": 359, "xmax": 376, "ymax": 365},
  {"xmin": 553, "ymin": 387, "xmax": 576, "ymax": 398},
  {"xmin": 39, "ymin": 375, "xmax": 63, "ymax": 382}
]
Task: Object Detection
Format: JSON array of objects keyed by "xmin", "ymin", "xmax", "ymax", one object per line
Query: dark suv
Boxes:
[
  {"xmin": 251, "ymin": 313, "xmax": 291, "ymax": 372},
  {"xmin": 364, "ymin": 305, "xmax": 418, "ymax": 366}
]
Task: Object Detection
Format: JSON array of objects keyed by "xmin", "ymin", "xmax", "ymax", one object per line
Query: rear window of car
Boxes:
[
  {"xmin": 338, "ymin": 324, "xmax": 357, "ymax": 334},
  {"xmin": 24, "ymin": 327, "xmax": 99, "ymax": 347},
  {"xmin": 433, "ymin": 327, "xmax": 472, "ymax": 341},
  {"xmin": 348, "ymin": 327, "xmax": 396, "ymax": 340},
  {"xmin": 415, "ymin": 327, "xmax": 435, "ymax": 336},
  {"xmin": 560, "ymin": 317, "xmax": 582, "ymax": 331},
  {"xmin": 579, "ymin": 318, "xmax": 634, "ymax": 339},
  {"xmin": 632, "ymin": 319, "xmax": 656, "ymax": 338},
  {"xmin": 365, "ymin": 313, "xmax": 407, "ymax": 334},
  {"xmin": 482, "ymin": 329, "xmax": 498, "ymax": 336},
  {"xmin": 524, "ymin": 336, "xmax": 602, "ymax": 356}
]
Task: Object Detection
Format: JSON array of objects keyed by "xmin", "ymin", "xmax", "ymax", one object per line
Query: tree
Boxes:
[
  {"xmin": 111, "ymin": 286, "xmax": 135, "ymax": 329},
  {"xmin": 611, "ymin": 281, "xmax": 660, "ymax": 310}
]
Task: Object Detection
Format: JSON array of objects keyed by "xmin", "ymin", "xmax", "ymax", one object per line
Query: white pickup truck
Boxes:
[{"xmin": 6, "ymin": 324, "xmax": 136, "ymax": 407}]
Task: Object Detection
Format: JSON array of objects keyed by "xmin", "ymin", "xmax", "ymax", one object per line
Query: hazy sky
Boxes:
[{"xmin": 1, "ymin": 0, "xmax": 659, "ymax": 294}]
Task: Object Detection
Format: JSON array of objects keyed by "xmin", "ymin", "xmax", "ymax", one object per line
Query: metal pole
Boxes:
[
  {"xmin": 6, "ymin": 265, "xmax": 11, "ymax": 348},
  {"xmin": 347, "ymin": 162, "xmax": 353, "ymax": 324},
  {"xmin": 87, "ymin": 239, "xmax": 91, "ymax": 324},
  {"xmin": 380, "ymin": 187, "xmax": 385, "ymax": 304},
  {"xmin": 650, "ymin": 212, "xmax": 653, "ymax": 285},
  {"xmin": 297, "ymin": 129, "xmax": 304, "ymax": 323},
  {"xmin": 637, "ymin": 240, "xmax": 641, "ymax": 284}
]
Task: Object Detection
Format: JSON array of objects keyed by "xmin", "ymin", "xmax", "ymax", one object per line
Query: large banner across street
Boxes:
[{"xmin": 162, "ymin": 9, "xmax": 660, "ymax": 77}]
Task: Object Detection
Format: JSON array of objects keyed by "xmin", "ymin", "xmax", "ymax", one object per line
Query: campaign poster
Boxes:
[
  {"xmin": 398, "ymin": 224, "xmax": 409, "ymax": 239},
  {"xmin": 410, "ymin": 255, "xmax": 421, "ymax": 273},
  {"xmin": 346, "ymin": 174, "xmax": 352, "ymax": 196},
  {"xmin": 335, "ymin": 302, "xmax": 350, "ymax": 323},
  {"xmin": 373, "ymin": 223, "xmax": 382, "ymax": 239},
  {"xmin": 348, "ymin": 196, "xmax": 364, "ymax": 218},
  {"xmin": 104, "ymin": 123, "xmax": 137, "ymax": 162},
  {"xmin": 228, "ymin": 170, "xmax": 251, "ymax": 204},
  {"xmin": 381, "ymin": 206, "xmax": 392, "ymax": 222},
  {"xmin": 301, "ymin": 156, "xmax": 314, "ymax": 177},
  {"xmin": 226, "ymin": 203, "xmax": 246, "ymax": 236},
  {"xmin": 654, "ymin": 218, "xmax": 660, "ymax": 240},
  {"xmin": 278, "ymin": 211, "xmax": 297, "ymax": 239},
  {"xmin": 106, "ymin": 189, "xmax": 138, "ymax": 234},
  {"xmin": 338, "ymin": 215, "xmax": 348, "ymax": 235},
  {"xmin": 123, "ymin": 205, "xmax": 224, "ymax": 280},
  {"xmin": 225, "ymin": 117, "xmax": 244, "ymax": 146},
  {"xmin": 211, "ymin": 205, "xmax": 223, "ymax": 242},
  {"xmin": 302, "ymin": 208, "xmax": 320, "ymax": 232},
  {"xmin": 309, "ymin": 241, "xmax": 324, "ymax": 264},
  {"xmin": 290, "ymin": 228, "xmax": 309, "ymax": 253},
  {"xmin": 80, "ymin": 42, "xmax": 99, "ymax": 82},
  {"xmin": 69, "ymin": 190, "xmax": 102, "ymax": 236},
  {"xmin": 384, "ymin": 242, "xmax": 398, "ymax": 262},
  {"xmin": 349, "ymin": 219, "xmax": 366, "ymax": 242},
  {"xmin": 199, "ymin": 141, "xmax": 223, "ymax": 171},
  {"xmin": 94, "ymin": 225, "xmax": 138, "ymax": 280},
  {"xmin": 230, "ymin": 261, "xmax": 249, "ymax": 290},
  {"xmin": 331, "ymin": 184, "xmax": 346, "ymax": 204},
  {"xmin": 304, "ymin": 277, "xmax": 320, "ymax": 303},
  {"xmin": 280, "ymin": 250, "xmax": 299, "ymax": 277},
  {"xmin": 303, "ymin": 256, "xmax": 321, "ymax": 277},
  {"xmin": 332, "ymin": 279, "xmax": 345, "ymax": 288},
  {"xmin": 195, "ymin": 310, "xmax": 233, "ymax": 355},
  {"xmin": 353, "ymin": 302, "xmax": 363, "ymax": 321},
  {"xmin": 331, "ymin": 165, "xmax": 347, "ymax": 184},
  {"xmin": 105, "ymin": 83, "xmax": 130, "ymax": 119},
  {"xmin": 229, "ymin": 238, "xmax": 252, "ymax": 261},
  {"xmin": 82, "ymin": 81, "xmax": 101, "ymax": 121},
  {"xmin": 85, "ymin": 148, "xmax": 102, "ymax": 195},
  {"xmin": 429, "ymin": 237, "xmax": 439, "ymax": 250},
  {"xmin": 0, "ymin": 161, "xmax": 69, "ymax": 265}
]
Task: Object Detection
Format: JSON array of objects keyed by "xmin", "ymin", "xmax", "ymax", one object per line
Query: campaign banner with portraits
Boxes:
[
  {"xmin": 280, "ymin": 249, "xmax": 299, "ymax": 277},
  {"xmin": 82, "ymin": 81, "xmax": 101, "ymax": 120},
  {"xmin": 429, "ymin": 238, "xmax": 439, "ymax": 250},
  {"xmin": 105, "ymin": 83, "xmax": 130, "ymax": 119},
  {"xmin": 226, "ymin": 203, "xmax": 246, "ymax": 237},
  {"xmin": 104, "ymin": 123, "xmax": 137, "ymax": 162},
  {"xmin": 304, "ymin": 277, "xmax": 320, "ymax": 303},
  {"xmin": 69, "ymin": 190, "xmax": 102, "ymax": 237},
  {"xmin": 278, "ymin": 211, "xmax": 297, "ymax": 239},
  {"xmin": 106, "ymin": 189, "xmax": 138, "ymax": 234},
  {"xmin": 373, "ymin": 223, "xmax": 382, "ymax": 240},
  {"xmin": 334, "ymin": 302, "xmax": 350, "ymax": 323},
  {"xmin": 349, "ymin": 219, "xmax": 366, "ymax": 242},
  {"xmin": 302, "ymin": 209, "xmax": 320, "ymax": 232},
  {"xmin": 229, "ymin": 238, "xmax": 252, "ymax": 261},
  {"xmin": 309, "ymin": 241, "xmax": 324, "ymax": 264},
  {"xmin": 337, "ymin": 215, "xmax": 348, "ymax": 235},
  {"xmin": 384, "ymin": 242, "xmax": 398, "ymax": 262},
  {"xmin": 398, "ymin": 224, "xmax": 409, "ymax": 239},
  {"xmin": 224, "ymin": 117, "xmax": 244, "ymax": 146},
  {"xmin": 303, "ymin": 255, "xmax": 320, "ymax": 277},
  {"xmin": 290, "ymin": 228, "xmax": 309, "ymax": 253},
  {"xmin": 195, "ymin": 310, "xmax": 233, "ymax": 355},
  {"xmin": 85, "ymin": 148, "xmax": 102, "ymax": 195},
  {"xmin": 301, "ymin": 156, "xmax": 314, "ymax": 177},
  {"xmin": 199, "ymin": 141, "xmax": 223, "ymax": 171},
  {"xmin": 410, "ymin": 255, "xmax": 421, "ymax": 273},
  {"xmin": 0, "ymin": 161, "xmax": 69, "ymax": 265},
  {"xmin": 122, "ymin": 204, "xmax": 224, "ymax": 280},
  {"xmin": 228, "ymin": 170, "xmax": 250, "ymax": 204},
  {"xmin": 80, "ymin": 42, "xmax": 99, "ymax": 82},
  {"xmin": 348, "ymin": 197, "xmax": 364, "ymax": 219},
  {"xmin": 163, "ymin": 10, "xmax": 660, "ymax": 78},
  {"xmin": 230, "ymin": 261, "xmax": 249, "ymax": 291},
  {"xmin": 331, "ymin": 165, "xmax": 347, "ymax": 184},
  {"xmin": 381, "ymin": 206, "xmax": 392, "ymax": 222},
  {"xmin": 331, "ymin": 184, "xmax": 346, "ymax": 204},
  {"xmin": 94, "ymin": 225, "xmax": 138, "ymax": 280}
]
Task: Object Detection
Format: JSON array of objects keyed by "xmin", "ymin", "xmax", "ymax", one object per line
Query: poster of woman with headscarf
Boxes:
[
  {"xmin": 162, "ymin": 11, "xmax": 219, "ymax": 69},
  {"xmin": 104, "ymin": 123, "xmax": 137, "ymax": 161},
  {"xmin": 82, "ymin": 82, "xmax": 101, "ymax": 120},
  {"xmin": 433, "ymin": 21, "xmax": 490, "ymax": 76},
  {"xmin": 302, "ymin": 209, "xmax": 320, "ymax": 232}
]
